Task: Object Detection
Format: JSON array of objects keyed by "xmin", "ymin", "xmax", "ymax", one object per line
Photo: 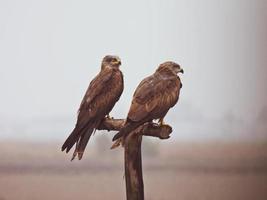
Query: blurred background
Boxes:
[{"xmin": 0, "ymin": 0, "xmax": 266, "ymax": 200}]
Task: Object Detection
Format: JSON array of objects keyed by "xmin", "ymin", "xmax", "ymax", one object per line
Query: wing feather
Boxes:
[
  {"xmin": 128, "ymin": 74, "xmax": 181, "ymax": 122},
  {"xmin": 112, "ymin": 72, "xmax": 181, "ymax": 142},
  {"xmin": 79, "ymin": 67, "xmax": 113, "ymax": 112}
]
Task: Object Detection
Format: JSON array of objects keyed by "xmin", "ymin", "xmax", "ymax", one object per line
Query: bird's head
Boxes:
[
  {"xmin": 156, "ymin": 61, "xmax": 184, "ymax": 76},
  {"xmin": 101, "ymin": 55, "xmax": 121, "ymax": 70}
]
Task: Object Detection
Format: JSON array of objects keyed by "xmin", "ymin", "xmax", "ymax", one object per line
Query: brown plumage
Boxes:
[
  {"xmin": 112, "ymin": 61, "xmax": 183, "ymax": 142},
  {"xmin": 62, "ymin": 55, "xmax": 124, "ymax": 160}
]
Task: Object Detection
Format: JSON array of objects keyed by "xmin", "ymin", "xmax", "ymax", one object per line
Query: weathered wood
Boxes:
[
  {"xmin": 98, "ymin": 118, "xmax": 172, "ymax": 139},
  {"xmin": 97, "ymin": 117, "xmax": 172, "ymax": 200},
  {"xmin": 124, "ymin": 132, "xmax": 144, "ymax": 200}
]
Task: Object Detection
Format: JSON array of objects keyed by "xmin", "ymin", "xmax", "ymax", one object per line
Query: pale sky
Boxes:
[{"xmin": 0, "ymin": 0, "xmax": 266, "ymax": 141}]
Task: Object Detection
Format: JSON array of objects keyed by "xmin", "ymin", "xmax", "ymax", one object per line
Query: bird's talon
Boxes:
[
  {"xmin": 158, "ymin": 118, "xmax": 166, "ymax": 126},
  {"xmin": 106, "ymin": 114, "xmax": 113, "ymax": 119}
]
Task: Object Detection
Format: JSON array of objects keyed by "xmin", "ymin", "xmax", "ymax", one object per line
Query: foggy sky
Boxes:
[{"xmin": 0, "ymin": 0, "xmax": 266, "ymax": 141}]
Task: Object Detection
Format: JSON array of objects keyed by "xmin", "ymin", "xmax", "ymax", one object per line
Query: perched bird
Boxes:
[
  {"xmin": 62, "ymin": 55, "xmax": 124, "ymax": 160},
  {"xmin": 112, "ymin": 61, "xmax": 183, "ymax": 142}
]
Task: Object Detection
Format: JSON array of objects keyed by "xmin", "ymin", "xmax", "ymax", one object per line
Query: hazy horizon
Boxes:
[{"xmin": 0, "ymin": 0, "xmax": 266, "ymax": 142}]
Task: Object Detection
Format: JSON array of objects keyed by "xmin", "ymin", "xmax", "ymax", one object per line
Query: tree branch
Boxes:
[{"xmin": 98, "ymin": 117, "xmax": 172, "ymax": 139}]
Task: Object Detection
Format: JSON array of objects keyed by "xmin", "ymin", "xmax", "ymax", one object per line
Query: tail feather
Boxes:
[
  {"xmin": 62, "ymin": 127, "xmax": 79, "ymax": 153},
  {"xmin": 110, "ymin": 138, "xmax": 123, "ymax": 149},
  {"xmin": 112, "ymin": 121, "xmax": 141, "ymax": 141},
  {"xmin": 62, "ymin": 121, "xmax": 97, "ymax": 160},
  {"xmin": 76, "ymin": 128, "xmax": 95, "ymax": 160}
]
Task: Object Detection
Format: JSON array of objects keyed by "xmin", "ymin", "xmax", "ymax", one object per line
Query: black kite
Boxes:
[
  {"xmin": 112, "ymin": 61, "xmax": 183, "ymax": 142},
  {"xmin": 62, "ymin": 55, "xmax": 124, "ymax": 160}
]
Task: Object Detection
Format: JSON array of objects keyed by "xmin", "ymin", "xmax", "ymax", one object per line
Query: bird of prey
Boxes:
[
  {"xmin": 112, "ymin": 61, "xmax": 183, "ymax": 142},
  {"xmin": 62, "ymin": 55, "xmax": 124, "ymax": 160}
]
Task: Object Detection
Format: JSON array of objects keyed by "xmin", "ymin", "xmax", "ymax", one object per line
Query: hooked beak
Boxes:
[
  {"xmin": 113, "ymin": 59, "xmax": 121, "ymax": 66},
  {"xmin": 175, "ymin": 68, "xmax": 184, "ymax": 74}
]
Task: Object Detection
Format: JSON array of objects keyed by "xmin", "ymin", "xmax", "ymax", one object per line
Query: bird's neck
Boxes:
[{"xmin": 101, "ymin": 65, "xmax": 116, "ymax": 71}]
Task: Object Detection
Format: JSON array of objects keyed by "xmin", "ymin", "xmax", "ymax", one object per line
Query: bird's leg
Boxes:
[
  {"xmin": 105, "ymin": 114, "xmax": 113, "ymax": 119},
  {"xmin": 158, "ymin": 118, "xmax": 166, "ymax": 126}
]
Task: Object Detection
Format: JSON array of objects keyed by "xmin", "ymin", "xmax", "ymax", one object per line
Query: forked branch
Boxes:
[
  {"xmin": 98, "ymin": 117, "xmax": 173, "ymax": 200},
  {"xmin": 98, "ymin": 118, "xmax": 172, "ymax": 139}
]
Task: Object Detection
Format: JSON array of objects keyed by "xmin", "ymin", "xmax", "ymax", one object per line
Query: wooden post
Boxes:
[
  {"xmin": 125, "ymin": 133, "xmax": 144, "ymax": 200},
  {"xmin": 98, "ymin": 118, "xmax": 172, "ymax": 200}
]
